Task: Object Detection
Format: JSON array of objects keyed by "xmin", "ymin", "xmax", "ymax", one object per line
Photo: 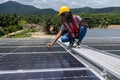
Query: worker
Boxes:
[{"xmin": 47, "ymin": 6, "xmax": 88, "ymax": 48}]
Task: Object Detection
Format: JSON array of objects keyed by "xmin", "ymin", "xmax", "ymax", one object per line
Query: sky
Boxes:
[{"xmin": 0, "ymin": 0, "xmax": 120, "ymax": 11}]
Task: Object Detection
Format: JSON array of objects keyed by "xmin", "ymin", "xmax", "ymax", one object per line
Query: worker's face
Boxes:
[{"xmin": 60, "ymin": 13, "xmax": 67, "ymax": 22}]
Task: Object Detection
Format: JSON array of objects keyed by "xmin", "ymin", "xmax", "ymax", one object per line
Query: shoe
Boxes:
[
  {"xmin": 68, "ymin": 40, "xmax": 75, "ymax": 48},
  {"xmin": 76, "ymin": 41, "xmax": 81, "ymax": 48}
]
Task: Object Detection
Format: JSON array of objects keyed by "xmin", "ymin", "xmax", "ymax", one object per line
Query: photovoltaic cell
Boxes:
[
  {"xmin": 25, "ymin": 43, "xmax": 60, "ymax": 46},
  {"xmin": 106, "ymin": 51, "xmax": 120, "ymax": 55},
  {"xmin": 0, "ymin": 42, "xmax": 59, "ymax": 46},
  {"xmin": 0, "ymin": 39, "xmax": 16, "ymax": 43},
  {"xmin": 0, "ymin": 70, "xmax": 100, "ymax": 80},
  {"xmin": 13, "ymin": 46, "xmax": 66, "ymax": 52},
  {"xmin": 83, "ymin": 36, "xmax": 120, "ymax": 57},
  {"xmin": 83, "ymin": 39, "xmax": 120, "ymax": 56},
  {"xmin": 0, "ymin": 42, "xmax": 26, "ymax": 46},
  {"xmin": 0, "ymin": 48, "xmax": 17, "ymax": 53},
  {"xmin": 89, "ymin": 46, "xmax": 120, "ymax": 50},
  {"xmin": 0, "ymin": 53, "xmax": 85, "ymax": 70},
  {"xmin": 22, "ymin": 39, "xmax": 52, "ymax": 42}
]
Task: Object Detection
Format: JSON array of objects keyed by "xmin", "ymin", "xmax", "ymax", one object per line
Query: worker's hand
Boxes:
[
  {"xmin": 47, "ymin": 42, "xmax": 53, "ymax": 47},
  {"xmin": 81, "ymin": 18, "xmax": 91, "ymax": 25}
]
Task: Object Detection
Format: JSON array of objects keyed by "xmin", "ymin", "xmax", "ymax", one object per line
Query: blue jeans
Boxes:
[{"xmin": 61, "ymin": 26, "xmax": 87, "ymax": 43}]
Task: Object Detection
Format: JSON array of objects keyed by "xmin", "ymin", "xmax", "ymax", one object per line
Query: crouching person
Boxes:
[{"xmin": 47, "ymin": 6, "xmax": 88, "ymax": 48}]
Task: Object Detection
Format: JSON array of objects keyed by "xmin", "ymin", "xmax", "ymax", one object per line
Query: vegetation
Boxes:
[
  {"xmin": 0, "ymin": 13, "xmax": 120, "ymax": 38},
  {"xmin": 10, "ymin": 29, "xmax": 35, "ymax": 38},
  {"xmin": 78, "ymin": 14, "xmax": 120, "ymax": 28},
  {"xmin": 0, "ymin": 14, "xmax": 23, "ymax": 37}
]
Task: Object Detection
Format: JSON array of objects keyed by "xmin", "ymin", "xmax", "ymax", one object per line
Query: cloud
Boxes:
[
  {"xmin": 70, "ymin": 1, "xmax": 77, "ymax": 7},
  {"xmin": 85, "ymin": 0, "xmax": 108, "ymax": 8},
  {"xmin": 16, "ymin": 0, "xmax": 33, "ymax": 2},
  {"xmin": 0, "ymin": 0, "xmax": 8, "ymax": 3}
]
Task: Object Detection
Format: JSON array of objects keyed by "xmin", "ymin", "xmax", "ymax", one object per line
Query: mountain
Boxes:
[
  {"xmin": 71, "ymin": 7, "xmax": 120, "ymax": 14},
  {"xmin": 0, "ymin": 1, "xmax": 57, "ymax": 15},
  {"xmin": 0, "ymin": 1, "xmax": 120, "ymax": 15}
]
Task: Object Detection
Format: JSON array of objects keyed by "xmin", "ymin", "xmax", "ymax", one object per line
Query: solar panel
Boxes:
[
  {"xmin": 0, "ymin": 38, "xmax": 103, "ymax": 80},
  {"xmin": 87, "ymin": 46, "xmax": 120, "ymax": 50},
  {"xmin": 0, "ymin": 70, "xmax": 100, "ymax": 80},
  {"xmin": 83, "ymin": 39, "xmax": 120, "ymax": 56},
  {"xmin": 0, "ymin": 53, "xmax": 85, "ymax": 70},
  {"xmin": 85, "ymin": 28, "xmax": 120, "ymax": 38},
  {"xmin": 0, "ymin": 38, "xmax": 17, "ymax": 42},
  {"xmin": 108, "ymin": 51, "xmax": 120, "ymax": 55},
  {"xmin": 0, "ymin": 48, "xmax": 17, "ymax": 53},
  {"xmin": 80, "ymin": 29, "xmax": 120, "ymax": 79},
  {"xmin": 13, "ymin": 46, "xmax": 66, "ymax": 52},
  {"xmin": 0, "ymin": 42, "xmax": 59, "ymax": 46}
]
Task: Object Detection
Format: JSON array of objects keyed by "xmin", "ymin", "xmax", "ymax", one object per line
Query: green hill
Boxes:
[
  {"xmin": 0, "ymin": 1, "xmax": 57, "ymax": 15},
  {"xmin": 0, "ymin": 1, "xmax": 120, "ymax": 15},
  {"xmin": 71, "ymin": 7, "xmax": 120, "ymax": 14}
]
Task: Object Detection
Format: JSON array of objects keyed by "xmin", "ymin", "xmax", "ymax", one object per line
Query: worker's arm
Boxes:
[{"xmin": 47, "ymin": 29, "xmax": 63, "ymax": 47}]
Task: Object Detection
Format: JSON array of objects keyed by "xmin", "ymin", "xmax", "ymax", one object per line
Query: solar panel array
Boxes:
[
  {"xmin": 83, "ymin": 38, "xmax": 120, "ymax": 57},
  {"xmin": 0, "ymin": 38, "xmax": 101, "ymax": 80},
  {"xmin": 80, "ymin": 29, "xmax": 120, "ymax": 59},
  {"xmin": 81, "ymin": 29, "xmax": 120, "ymax": 79}
]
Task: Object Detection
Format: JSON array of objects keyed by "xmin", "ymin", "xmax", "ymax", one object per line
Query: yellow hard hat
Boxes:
[{"xmin": 59, "ymin": 6, "xmax": 70, "ymax": 15}]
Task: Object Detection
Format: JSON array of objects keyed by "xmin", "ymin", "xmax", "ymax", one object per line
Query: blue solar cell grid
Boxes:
[{"xmin": 0, "ymin": 38, "xmax": 101, "ymax": 80}]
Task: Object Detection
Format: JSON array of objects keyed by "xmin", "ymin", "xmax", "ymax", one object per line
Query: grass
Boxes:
[{"xmin": 10, "ymin": 28, "xmax": 38, "ymax": 38}]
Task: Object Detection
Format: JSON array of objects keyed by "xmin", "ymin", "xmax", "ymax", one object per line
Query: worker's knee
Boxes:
[
  {"xmin": 79, "ymin": 26, "xmax": 87, "ymax": 31},
  {"xmin": 61, "ymin": 35, "xmax": 70, "ymax": 42}
]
